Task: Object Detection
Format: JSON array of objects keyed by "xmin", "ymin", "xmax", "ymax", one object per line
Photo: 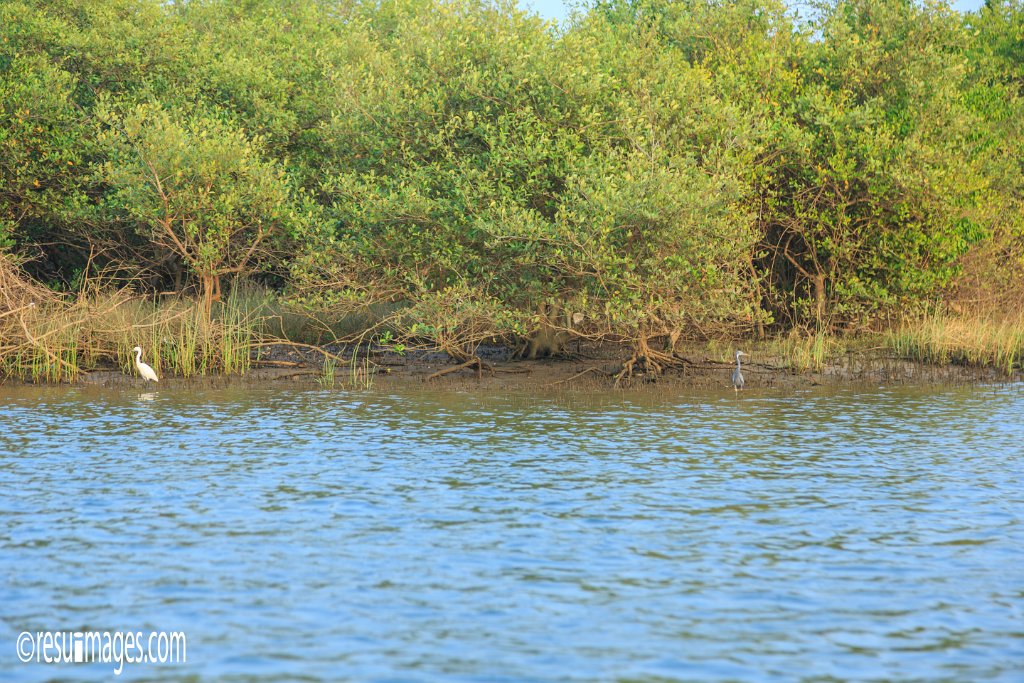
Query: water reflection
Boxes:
[{"xmin": 1, "ymin": 384, "xmax": 1022, "ymax": 681}]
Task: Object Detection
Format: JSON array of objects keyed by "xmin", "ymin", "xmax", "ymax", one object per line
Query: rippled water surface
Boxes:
[{"xmin": 2, "ymin": 383, "xmax": 1023, "ymax": 681}]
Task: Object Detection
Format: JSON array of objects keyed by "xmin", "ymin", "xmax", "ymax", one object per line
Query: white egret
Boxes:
[
  {"xmin": 732, "ymin": 350, "xmax": 749, "ymax": 392},
  {"xmin": 132, "ymin": 346, "xmax": 159, "ymax": 382}
]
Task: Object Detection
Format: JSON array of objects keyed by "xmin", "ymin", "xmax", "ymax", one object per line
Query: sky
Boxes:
[{"xmin": 520, "ymin": 0, "xmax": 989, "ymax": 24}]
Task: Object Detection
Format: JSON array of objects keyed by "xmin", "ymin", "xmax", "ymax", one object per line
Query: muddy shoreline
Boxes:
[{"xmin": 5, "ymin": 342, "xmax": 1017, "ymax": 392}]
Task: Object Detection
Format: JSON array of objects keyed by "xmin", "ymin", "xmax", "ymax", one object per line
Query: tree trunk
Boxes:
[
  {"xmin": 172, "ymin": 260, "xmax": 184, "ymax": 292},
  {"xmin": 201, "ymin": 274, "xmax": 215, "ymax": 319},
  {"xmin": 748, "ymin": 255, "xmax": 765, "ymax": 339},
  {"xmin": 812, "ymin": 272, "xmax": 826, "ymax": 329}
]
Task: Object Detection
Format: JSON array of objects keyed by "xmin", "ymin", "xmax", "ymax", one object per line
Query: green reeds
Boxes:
[
  {"xmin": 108, "ymin": 294, "xmax": 259, "ymax": 379},
  {"xmin": 783, "ymin": 329, "xmax": 833, "ymax": 373},
  {"xmin": 737, "ymin": 329, "xmax": 836, "ymax": 373},
  {"xmin": 1, "ymin": 278, "xmax": 264, "ymax": 382},
  {"xmin": 317, "ymin": 358, "xmax": 337, "ymax": 389},
  {"xmin": 315, "ymin": 346, "xmax": 374, "ymax": 390},
  {"xmin": 218, "ymin": 286, "xmax": 258, "ymax": 375},
  {"xmin": 889, "ymin": 310, "xmax": 1024, "ymax": 375},
  {"xmin": 346, "ymin": 345, "xmax": 374, "ymax": 390}
]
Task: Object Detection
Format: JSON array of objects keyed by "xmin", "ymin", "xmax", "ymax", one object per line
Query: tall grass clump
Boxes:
[
  {"xmin": 2, "ymin": 304, "xmax": 83, "ymax": 382},
  {"xmin": 890, "ymin": 310, "xmax": 1024, "ymax": 375},
  {"xmin": 97, "ymin": 293, "xmax": 262, "ymax": 379},
  {"xmin": 0, "ymin": 254, "xmax": 79, "ymax": 381},
  {"xmin": 218, "ymin": 286, "xmax": 261, "ymax": 375},
  {"xmin": 2, "ymin": 254, "xmax": 268, "ymax": 381},
  {"xmin": 751, "ymin": 329, "xmax": 836, "ymax": 372}
]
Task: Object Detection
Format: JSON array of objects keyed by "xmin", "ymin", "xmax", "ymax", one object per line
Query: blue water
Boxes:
[{"xmin": 1, "ymin": 384, "xmax": 1022, "ymax": 681}]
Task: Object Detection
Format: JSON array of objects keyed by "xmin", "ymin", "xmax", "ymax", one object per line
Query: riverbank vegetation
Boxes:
[
  {"xmin": 890, "ymin": 310, "xmax": 1024, "ymax": 375},
  {"xmin": 2, "ymin": 0, "xmax": 1022, "ymax": 382}
]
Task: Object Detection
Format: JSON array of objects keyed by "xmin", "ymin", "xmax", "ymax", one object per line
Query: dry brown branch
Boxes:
[
  {"xmin": 543, "ymin": 365, "xmax": 610, "ymax": 387},
  {"xmin": 251, "ymin": 359, "xmax": 305, "ymax": 368},
  {"xmin": 251, "ymin": 339, "xmax": 364, "ymax": 369},
  {"xmin": 15, "ymin": 311, "xmax": 80, "ymax": 379},
  {"xmin": 426, "ymin": 357, "xmax": 493, "ymax": 381}
]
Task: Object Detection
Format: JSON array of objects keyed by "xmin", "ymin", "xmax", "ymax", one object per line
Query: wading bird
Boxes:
[
  {"xmin": 732, "ymin": 350, "xmax": 748, "ymax": 392},
  {"xmin": 132, "ymin": 346, "xmax": 159, "ymax": 383}
]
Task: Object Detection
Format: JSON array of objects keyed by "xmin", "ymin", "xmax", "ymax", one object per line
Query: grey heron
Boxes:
[{"xmin": 732, "ymin": 350, "xmax": 749, "ymax": 391}]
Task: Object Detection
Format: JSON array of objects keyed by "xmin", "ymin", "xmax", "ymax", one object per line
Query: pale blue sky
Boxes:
[{"xmin": 521, "ymin": 0, "xmax": 988, "ymax": 24}]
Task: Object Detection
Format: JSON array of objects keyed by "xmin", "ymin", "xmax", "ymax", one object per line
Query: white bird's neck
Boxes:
[
  {"xmin": 736, "ymin": 353, "xmax": 742, "ymax": 370},
  {"xmin": 135, "ymin": 348, "xmax": 142, "ymax": 363}
]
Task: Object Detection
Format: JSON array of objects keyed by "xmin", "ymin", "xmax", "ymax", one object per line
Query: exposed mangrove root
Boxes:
[
  {"xmin": 426, "ymin": 356, "xmax": 493, "ymax": 381},
  {"xmin": 613, "ymin": 339, "xmax": 683, "ymax": 388}
]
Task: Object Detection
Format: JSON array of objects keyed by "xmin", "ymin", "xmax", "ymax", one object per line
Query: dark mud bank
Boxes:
[{"xmin": 53, "ymin": 343, "xmax": 1023, "ymax": 391}]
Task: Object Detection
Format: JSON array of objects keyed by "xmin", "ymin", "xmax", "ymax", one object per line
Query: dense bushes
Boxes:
[{"xmin": 1, "ymin": 0, "xmax": 1021, "ymax": 355}]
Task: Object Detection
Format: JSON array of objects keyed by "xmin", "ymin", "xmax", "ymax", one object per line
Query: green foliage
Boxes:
[
  {"xmin": 295, "ymin": 0, "xmax": 763, "ymax": 350},
  {"xmin": 736, "ymin": 0, "xmax": 1010, "ymax": 327},
  {"xmin": 0, "ymin": 38, "xmax": 90, "ymax": 256},
  {"xmin": 1, "ymin": 0, "xmax": 1021, "ymax": 353},
  {"xmin": 97, "ymin": 104, "xmax": 306, "ymax": 305}
]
